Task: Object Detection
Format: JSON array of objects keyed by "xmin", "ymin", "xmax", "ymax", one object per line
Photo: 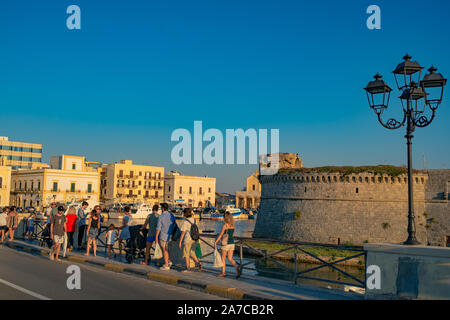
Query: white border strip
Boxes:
[{"xmin": 0, "ymin": 278, "xmax": 51, "ymax": 300}]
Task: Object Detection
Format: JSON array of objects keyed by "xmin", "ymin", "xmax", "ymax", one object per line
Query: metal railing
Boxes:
[
  {"xmin": 197, "ymin": 234, "xmax": 366, "ymax": 288},
  {"xmin": 14, "ymin": 217, "xmax": 366, "ymax": 288}
]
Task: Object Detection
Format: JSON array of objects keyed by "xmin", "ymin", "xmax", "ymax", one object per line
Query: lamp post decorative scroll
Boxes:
[{"xmin": 364, "ymin": 54, "xmax": 447, "ymax": 245}]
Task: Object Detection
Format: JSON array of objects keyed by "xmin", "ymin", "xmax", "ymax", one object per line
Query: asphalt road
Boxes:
[{"xmin": 0, "ymin": 245, "xmax": 224, "ymax": 300}]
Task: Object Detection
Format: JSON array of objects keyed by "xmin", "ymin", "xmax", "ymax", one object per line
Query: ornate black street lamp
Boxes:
[{"xmin": 364, "ymin": 54, "xmax": 447, "ymax": 245}]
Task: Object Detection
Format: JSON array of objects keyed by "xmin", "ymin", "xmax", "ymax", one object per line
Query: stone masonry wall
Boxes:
[
  {"xmin": 253, "ymin": 171, "xmax": 437, "ymax": 245},
  {"xmin": 423, "ymin": 170, "xmax": 450, "ymax": 246}
]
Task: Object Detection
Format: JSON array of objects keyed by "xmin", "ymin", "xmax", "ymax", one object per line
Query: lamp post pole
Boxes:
[
  {"xmin": 364, "ymin": 55, "xmax": 446, "ymax": 245},
  {"xmin": 404, "ymin": 98, "xmax": 419, "ymax": 244}
]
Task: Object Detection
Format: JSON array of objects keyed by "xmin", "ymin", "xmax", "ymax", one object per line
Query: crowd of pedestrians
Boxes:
[{"xmin": 0, "ymin": 202, "xmax": 241, "ymax": 279}]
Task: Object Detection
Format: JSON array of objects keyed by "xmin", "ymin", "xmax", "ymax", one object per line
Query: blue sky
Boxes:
[{"xmin": 1, "ymin": 0, "xmax": 449, "ymax": 193}]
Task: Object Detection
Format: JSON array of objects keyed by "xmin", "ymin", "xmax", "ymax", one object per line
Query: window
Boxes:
[
  {"xmin": 31, "ymin": 181, "xmax": 34, "ymax": 190},
  {"xmin": 119, "ymin": 170, "xmax": 124, "ymax": 177},
  {"xmin": 88, "ymin": 184, "xmax": 92, "ymax": 193},
  {"xmin": 252, "ymin": 184, "xmax": 255, "ymax": 191},
  {"xmin": 139, "ymin": 171, "xmax": 142, "ymax": 176},
  {"xmin": 179, "ymin": 186, "xmax": 182, "ymax": 193},
  {"xmin": 189, "ymin": 187, "xmax": 192, "ymax": 194},
  {"xmin": 71, "ymin": 183, "xmax": 75, "ymax": 192},
  {"xmin": 0, "ymin": 177, "xmax": 2, "ymax": 188},
  {"xmin": 53, "ymin": 182, "xmax": 58, "ymax": 192},
  {"xmin": 208, "ymin": 187, "xmax": 211, "ymax": 193},
  {"xmin": 168, "ymin": 186, "xmax": 171, "ymax": 192},
  {"xmin": 155, "ymin": 191, "xmax": 159, "ymax": 198},
  {"xmin": 129, "ymin": 190, "xmax": 133, "ymax": 196},
  {"xmin": 138, "ymin": 190, "xmax": 141, "ymax": 195},
  {"xmin": 72, "ymin": 163, "xmax": 76, "ymax": 170},
  {"xmin": 199, "ymin": 187, "xmax": 202, "ymax": 194},
  {"xmin": 356, "ymin": 188, "xmax": 359, "ymax": 194},
  {"xmin": 25, "ymin": 182, "xmax": 27, "ymax": 190},
  {"xmin": 130, "ymin": 171, "xmax": 134, "ymax": 178},
  {"xmin": 38, "ymin": 181, "xmax": 41, "ymax": 190}
]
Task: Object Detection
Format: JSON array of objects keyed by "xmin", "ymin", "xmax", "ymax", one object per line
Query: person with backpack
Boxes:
[
  {"xmin": 178, "ymin": 207, "xmax": 202, "ymax": 272},
  {"xmin": 155, "ymin": 203, "xmax": 176, "ymax": 271},
  {"xmin": 140, "ymin": 204, "xmax": 161, "ymax": 266}
]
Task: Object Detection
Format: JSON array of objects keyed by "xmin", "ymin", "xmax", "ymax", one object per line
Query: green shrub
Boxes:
[{"xmin": 294, "ymin": 210, "xmax": 301, "ymax": 220}]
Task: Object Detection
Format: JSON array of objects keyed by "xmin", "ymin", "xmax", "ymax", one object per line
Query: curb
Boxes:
[{"xmin": 3, "ymin": 240, "xmax": 268, "ymax": 300}]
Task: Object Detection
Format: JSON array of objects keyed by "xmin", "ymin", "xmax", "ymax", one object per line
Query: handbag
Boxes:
[
  {"xmin": 153, "ymin": 243, "xmax": 163, "ymax": 259},
  {"xmin": 195, "ymin": 242, "xmax": 202, "ymax": 258},
  {"xmin": 213, "ymin": 249, "xmax": 224, "ymax": 268}
]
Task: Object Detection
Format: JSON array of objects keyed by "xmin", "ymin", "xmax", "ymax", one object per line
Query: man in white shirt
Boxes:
[{"xmin": 0, "ymin": 207, "xmax": 9, "ymax": 242}]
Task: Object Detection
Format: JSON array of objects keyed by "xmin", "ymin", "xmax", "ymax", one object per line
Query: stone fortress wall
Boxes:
[{"xmin": 254, "ymin": 167, "xmax": 450, "ymax": 246}]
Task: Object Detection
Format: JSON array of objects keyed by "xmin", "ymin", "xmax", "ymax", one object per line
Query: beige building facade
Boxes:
[
  {"xmin": 164, "ymin": 172, "xmax": 216, "ymax": 207},
  {"xmin": 100, "ymin": 160, "xmax": 164, "ymax": 206},
  {"xmin": 0, "ymin": 136, "xmax": 44, "ymax": 170},
  {"xmin": 10, "ymin": 155, "xmax": 100, "ymax": 210},
  {"xmin": 0, "ymin": 164, "xmax": 11, "ymax": 207},
  {"xmin": 235, "ymin": 171, "xmax": 261, "ymax": 209}
]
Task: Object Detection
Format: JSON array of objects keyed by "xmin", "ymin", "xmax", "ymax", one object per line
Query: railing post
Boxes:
[
  {"xmin": 239, "ymin": 241, "xmax": 243, "ymax": 274},
  {"xmin": 294, "ymin": 246, "xmax": 298, "ymax": 285},
  {"xmin": 364, "ymin": 251, "xmax": 367, "ymax": 289}
]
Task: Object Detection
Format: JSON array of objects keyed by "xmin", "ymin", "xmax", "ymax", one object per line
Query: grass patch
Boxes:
[
  {"xmin": 277, "ymin": 165, "xmax": 420, "ymax": 177},
  {"xmin": 247, "ymin": 241, "xmax": 361, "ymax": 258}
]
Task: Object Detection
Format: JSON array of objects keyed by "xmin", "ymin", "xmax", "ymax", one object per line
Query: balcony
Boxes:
[
  {"xmin": 66, "ymin": 189, "xmax": 81, "ymax": 193},
  {"xmin": 116, "ymin": 174, "xmax": 124, "ymax": 178},
  {"xmin": 125, "ymin": 175, "xmax": 138, "ymax": 179}
]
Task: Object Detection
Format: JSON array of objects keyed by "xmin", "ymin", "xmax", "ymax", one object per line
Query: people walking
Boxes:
[
  {"xmin": 6, "ymin": 206, "xmax": 19, "ymax": 241},
  {"xmin": 140, "ymin": 205, "xmax": 161, "ymax": 266},
  {"xmin": 155, "ymin": 203, "xmax": 176, "ymax": 271},
  {"xmin": 27, "ymin": 213, "xmax": 36, "ymax": 240},
  {"xmin": 0, "ymin": 207, "xmax": 9, "ymax": 242},
  {"xmin": 50, "ymin": 206, "xmax": 66, "ymax": 261},
  {"xmin": 45, "ymin": 202, "xmax": 58, "ymax": 225},
  {"xmin": 77, "ymin": 201, "xmax": 88, "ymax": 250},
  {"xmin": 179, "ymin": 207, "xmax": 202, "ymax": 272},
  {"xmin": 118, "ymin": 206, "xmax": 132, "ymax": 257},
  {"xmin": 84, "ymin": 208, "xmax": 101, "ymax": 257},
  {"xmin": 105, "ymin": 224, "xmax": 117, "ymax": 259},
  {"xmin": 65, "ymin": 206, "xmax": 78, "ymax": 253},
  {"xmin": 214, "ymin": 211, "xmax": 240, "ymax": 278}
]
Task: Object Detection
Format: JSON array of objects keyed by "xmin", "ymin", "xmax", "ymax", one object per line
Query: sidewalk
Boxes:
[{"xmin": 3, "ymin": 239, "xmax": 364, "ymax": 300}]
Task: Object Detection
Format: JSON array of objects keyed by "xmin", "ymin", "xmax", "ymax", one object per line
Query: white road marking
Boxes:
[{"xmin": 0, "ymin": 278, "xmax": 51, "ymax": 300}]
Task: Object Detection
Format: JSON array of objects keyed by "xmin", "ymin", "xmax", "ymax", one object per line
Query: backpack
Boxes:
[
  {"xmin": 186, "ymin": 218, "xmax": 200, "ymax": 241},
  {"xmin": 171, "ymin": 223, "xmax": 181, "ymax": 241},
  {"xmin": 170, "ymin": 213, "xmax": 181, "ymax": 241}
]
